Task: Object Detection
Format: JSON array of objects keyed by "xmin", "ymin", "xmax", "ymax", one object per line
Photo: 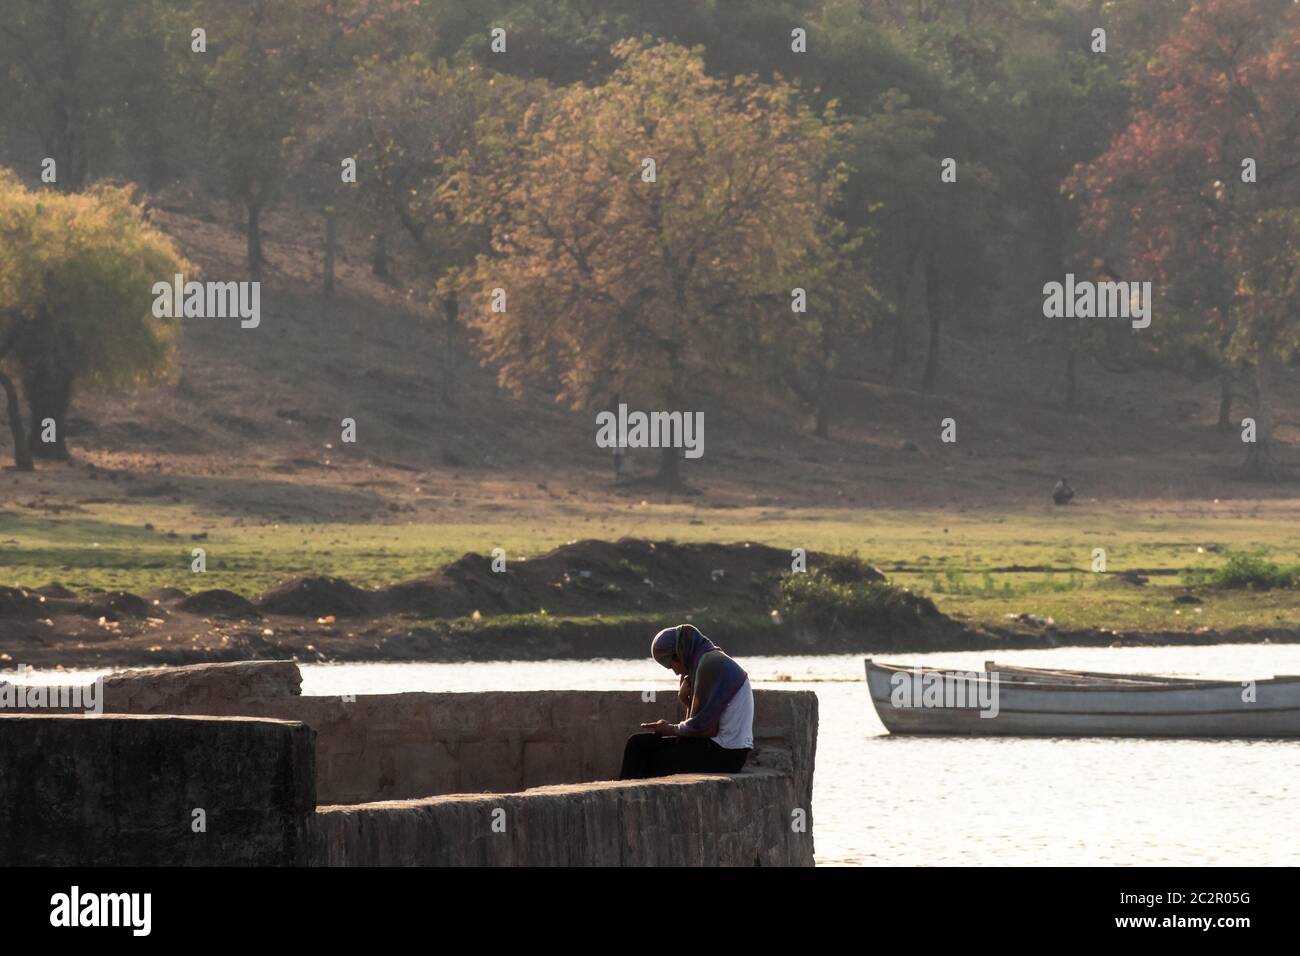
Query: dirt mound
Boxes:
[
  {"xmin": 0, "ymin": 587, "xmax": 48, "ymax": 619},
  {"xmin": 0, "ymin": 540, "xmax": 900, "ymax": 634},
  {"xmin": 256, "ymin": 576, "xmax": 376, "ymax": 617},
  {"xmin": 75, "ymin": 591, "xmax": 153, "ymax": 621},
  {"xmin": 178, "ymin": 589, "xmax": 261, "ymax": 618},
  {"xmin": 382, "ymin": 538, "xmax": 870, "ymax": 619},
  {"xmin": 34, "ymin": 583, "xmax": 76, "ymax": 599}
]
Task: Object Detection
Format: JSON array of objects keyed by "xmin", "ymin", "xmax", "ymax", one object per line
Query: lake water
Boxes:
[{"xmin": 27, "ymin": 644, "xmax": 1300, "ymax": 866}]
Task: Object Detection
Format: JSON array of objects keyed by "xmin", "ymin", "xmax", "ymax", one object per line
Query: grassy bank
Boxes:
[{"xmin": 5, "ymin": 499, "xmax": 1300, "ymax": 636}]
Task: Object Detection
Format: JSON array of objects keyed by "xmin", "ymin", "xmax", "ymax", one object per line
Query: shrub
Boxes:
[
  {"xmin": 1210, "ymin": 552, "xmax": 1300, "ymax": 590},
  {"xmin": 814, "ymin": 552, "xmax": 885, "ymax": 585},
  {"xmin": 780, "ymin": 569, "xmax": 938, "ymax": 634}
]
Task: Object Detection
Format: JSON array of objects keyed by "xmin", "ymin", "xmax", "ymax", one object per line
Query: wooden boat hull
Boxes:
[{"xmin": 866, "ymin": 659, "xmax": 1300, "ymax": 737}]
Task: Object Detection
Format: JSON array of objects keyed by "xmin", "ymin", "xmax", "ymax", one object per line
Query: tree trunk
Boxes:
[
  {"xmin": 247, "ymin": 202, "xmax": 264, "ymax": 281},
  {"xmin": 888, "ymin": 251, "xmax": 920, "ymax": 383},
  {"xmin": 0, "ymin": 368, "xmax": 34, "ymax": 471},
  {"xmin": 47, "ymin": 98, "xmax": 85, "ymax": 192},
  {"xmin": 44, "ymin": 0, "xmax": 88, "ymax": 191},
  {"xmin": 1244, "ymin": 351, "xmax": 1279, "ymax": 478},
  {"xmin": 657, "ymin": 444, "xmax": 682, "ymax": 490},
  {"xmin": 920, "ymin": 309, "xmax": 940, "ymax": 394},
  {"xmin": 372, "ymin": 233, "xmax": 390, "ymax": 280},
  {"xmin": 814, "ymin": 375, "xmax": 830, "ymax": 439},
  {"xmin": 655, "ymin": 353, "xmax": 688, "ymax": 490},
  {"xmin": 1042, "ymin": 185, "xmax": 1078, "ymax": 409},
  {"xmin": 323, "ymin": 209, "xmax": 337, "ymax": 297},
  {"xmin": 24, "ymin": 362, "xmax": 72, "ymax": 461},
  {"xmin": 145, "ymin": 136, "xmax": 169, "ymax": 192},
  {"xmin": 1217, "ymin": 367, "xmax": 1233, "ymax": 430},
  {"xmin": 440, "ymin": 292, "xmax": 459, "ymax": 408},
  {"xmin": 888, "ymin": 304, "xmax": 909, "ymax": 382},
  {"xmin": 920, "ymin": 252, "xmax": 942, "ymax": 394}
]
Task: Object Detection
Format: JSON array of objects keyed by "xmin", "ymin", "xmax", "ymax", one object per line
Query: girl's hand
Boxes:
[
  {"xmin": 640, "ymin": 719, "xmax": 677, "ymax": 736},
  {"xmin": 678, "ymin": 677, "xmax": 693, "ymax": 707}
]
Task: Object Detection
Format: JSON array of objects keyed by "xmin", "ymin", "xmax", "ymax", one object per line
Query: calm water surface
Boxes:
[{"xmin": 32, "ymin": 644, "xmax": 1300, "ymax": 865}]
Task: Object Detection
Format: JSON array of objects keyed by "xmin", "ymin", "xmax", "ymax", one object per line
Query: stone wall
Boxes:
[
  {"xmin": 0, "ymin": 713, "xmax": 315, "ymax": 866},
  {"xmin": 87, "ymin": 662, "xmax": 815, "ymax": 805},
  {"xmin": 316, "ymin": 768, "xmax": 809, "ymax": 866},
  {"xmin": 4, "ymin": 661, "xmax": 818, "ymax": 865},
  {"xmin": 228, "ymin": 691, "xmax": 814, "ymax": 806}
]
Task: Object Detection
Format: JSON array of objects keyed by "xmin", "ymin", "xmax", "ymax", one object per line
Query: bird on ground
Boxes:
[{"xmin": 1052, "ymin": 477, "xmax": 1074, "ymax": 506}]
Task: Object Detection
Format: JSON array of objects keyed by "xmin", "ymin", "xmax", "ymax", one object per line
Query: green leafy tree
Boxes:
[
  {"xmin": 0, "ymin": 171, "xmax": 189, "ymax": 466},
  {"xmin": 804, "ymin": 1, "xmax": 1002, "ymax": 392},
  {"xmin": 999, "ymin": 14, "xmax": 1129, "ymax": 407},
  {"xmin": 0, "ymin": 0, "xmax": 139, "ymax": 190},
  {"xmin": 183, "ymin": 0, "xmax": 321, "ymax": 280}
]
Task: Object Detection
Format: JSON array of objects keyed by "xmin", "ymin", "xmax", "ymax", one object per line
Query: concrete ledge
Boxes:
[
  {"xmin": 316, "ymin": 766, "xmax": 811, "ymax": 866},
  {"xmin": 1, "ymin": 662, "xmax": 818, "ymax": 866},
  {"xmin": 0, "ymin": 714, "xmax": 316, "ymax": 866},
  {"xmin": 179, "ymin": 689, "xmax": 818, "ymax": 807}
]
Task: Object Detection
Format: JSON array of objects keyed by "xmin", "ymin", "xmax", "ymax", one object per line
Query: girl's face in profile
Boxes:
[{"xmin": 670, "ymin": 654, "xmax": 686, "ymax": 676}]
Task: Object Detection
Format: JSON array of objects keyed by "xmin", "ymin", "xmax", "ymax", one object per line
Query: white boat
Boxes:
[{"xmin": 865, "ymin": 659, "xmax": 1300, "ymax": 737}]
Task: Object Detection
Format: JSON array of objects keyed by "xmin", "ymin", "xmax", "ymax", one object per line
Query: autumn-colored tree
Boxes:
[
  {"xmin": 0, "ymin": 170, "xmax": 190, "ymax": 466},
  {"xmin": 460, "ymin": 41, "xmax": 851, "ymax": 487},
  {"xmin": 1068, "ymin": 0, "xmax": 1300, "ymax": 475}
]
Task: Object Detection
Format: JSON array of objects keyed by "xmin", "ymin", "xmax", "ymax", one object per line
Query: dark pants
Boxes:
[{"xmin": 619, "ymin": 733, "xmax": 750, "ymax": 780}]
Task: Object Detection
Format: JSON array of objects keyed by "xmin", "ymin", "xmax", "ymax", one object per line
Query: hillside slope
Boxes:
[{"xmin": 5, "ymin": 199, "xmax": 1290, "ymax": 518}]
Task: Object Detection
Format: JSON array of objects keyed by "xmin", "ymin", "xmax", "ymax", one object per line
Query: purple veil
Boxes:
[{"xmin": 650, "ymin": 624, "xmax": 749, "ymax": 739}]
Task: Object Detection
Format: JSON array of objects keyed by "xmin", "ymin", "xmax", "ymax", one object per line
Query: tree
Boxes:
[
  {"xmin": 440, "ymin": 0, "xmax": 820, "ymax": 84},
  {"xmin": 0, "ymin": 170, "xmax": 189, "ymax": 465},
  {"xmin": 1001, "ymin": 30, "xmax": 1129, "ymax": 408},
  {"xmin": 774, "ymin": 224, "xmax": 876, "ymax": 438},
  {"xmin": 803, "ymin": 1, "xmax": 1003, "ymax": 391},
  {"xmin": 460, "ymin": 40, "xmax": 851, "ymax": 488},
  {"xmin": 184, "ymin": 0, "xmax": 320, "ymax": 280},
  {"xmin": 836, "ymin": 89, "xmax": 944, "ymax": 382},
  {"xmin": 308, "ymin": 54, "xmax": 541, "ymax": 404},
  {"xmin": 294, "ymin": 1, "xmax": 452, "ymax": 292},
  {"xmin": 1068, "ymin": 0, "xmax": 1300, "ymax": 475},
  {"xmin": 0, "ymin": 0, "xmax": 140, "ymax": 191}
]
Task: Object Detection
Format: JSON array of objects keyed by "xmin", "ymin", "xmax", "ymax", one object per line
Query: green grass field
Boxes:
[{"xmin": 5, "ymin": 500, "xmax": 1300, "ymax": 634}]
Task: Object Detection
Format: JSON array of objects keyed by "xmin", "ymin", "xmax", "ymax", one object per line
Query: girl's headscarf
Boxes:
[
  {"xmin": 650, "ymin": 624, "xmax": 749, "ymax": 740},
  {"xmin": 651, "ymin": 624, "xmax": 716, "ymax": 680}
]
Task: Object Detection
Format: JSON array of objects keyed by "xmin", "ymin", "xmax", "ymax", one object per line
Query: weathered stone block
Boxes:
[
  {"xmin": 101, "ymin": 660, "xmax": 302, "ymax": 713},
  {"xmin": 0, "ymin": 714, "xmax": 315, "ymax": 866}
]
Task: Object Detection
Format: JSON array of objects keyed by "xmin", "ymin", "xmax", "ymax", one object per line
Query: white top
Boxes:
[{"xmin": 712, "ymin": 678, "xmax": 754, "ymax": 750}]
